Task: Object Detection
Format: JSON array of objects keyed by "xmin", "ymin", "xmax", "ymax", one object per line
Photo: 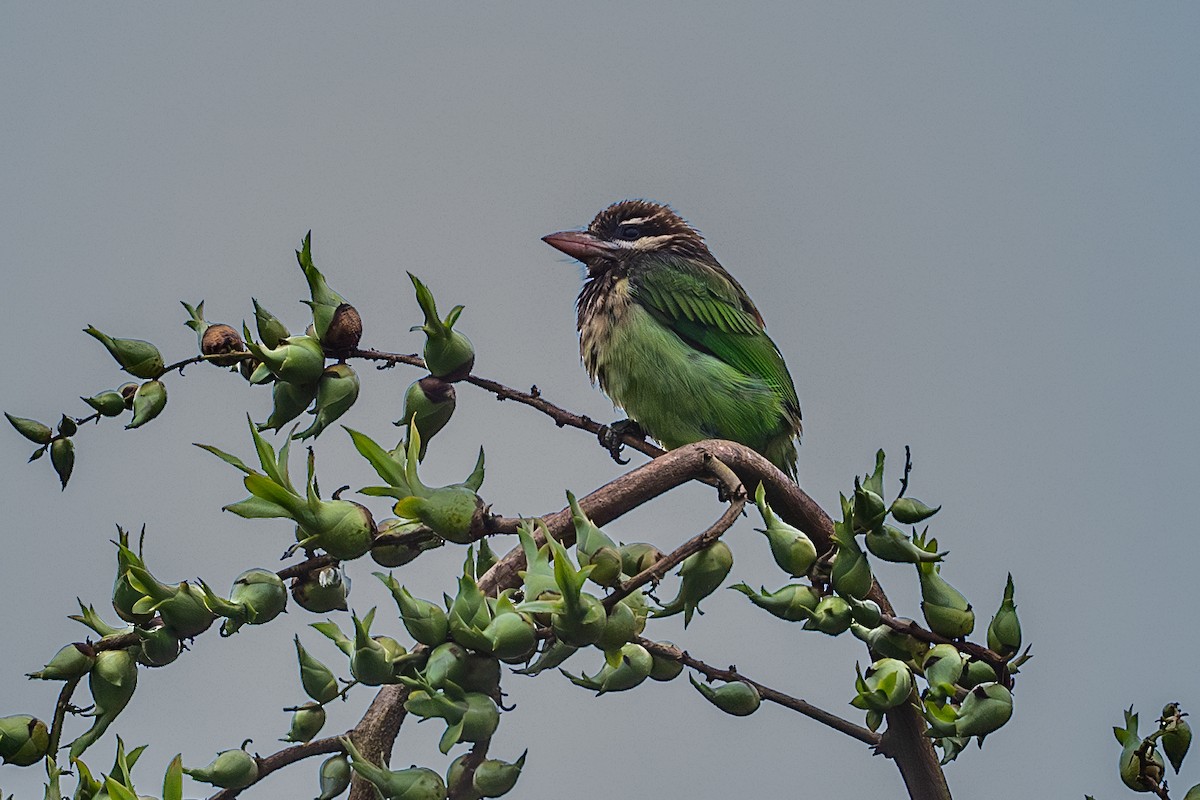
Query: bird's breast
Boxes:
[{"xmin": 577, "ymin": 275, "xmax": 634, "ymax": 386}]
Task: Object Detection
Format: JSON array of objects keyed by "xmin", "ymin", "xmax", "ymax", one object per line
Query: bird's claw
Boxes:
[{"xmin": 598, "ymin": 419, "xmax": 646, "ymax": 465}]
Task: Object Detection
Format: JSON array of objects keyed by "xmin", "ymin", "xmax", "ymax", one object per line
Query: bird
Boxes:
[{"xmin": 542, "ymin": 200, "xmax": 802, "ymax": 478}]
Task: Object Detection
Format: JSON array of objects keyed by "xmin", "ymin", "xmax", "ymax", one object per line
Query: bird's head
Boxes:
[{"xmin": 543, "ymin": 200, "xmax": 715, "ymax": 275}]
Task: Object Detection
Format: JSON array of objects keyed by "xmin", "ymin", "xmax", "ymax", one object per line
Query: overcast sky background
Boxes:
[{"xmin": 2, "ymin": 4, "xmax": 1198, "ymax": 798}]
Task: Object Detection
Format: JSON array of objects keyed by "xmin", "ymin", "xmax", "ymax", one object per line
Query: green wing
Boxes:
[{"xmin": 632, "ymin": 259, "xmax": 801, "ymax": 416}]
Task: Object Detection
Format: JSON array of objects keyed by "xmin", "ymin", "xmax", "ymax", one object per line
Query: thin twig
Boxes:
[
  {"xmin": 638, "ymin": 639, "xmax": 880, "ymax": 747},
  {"xmin": 208, "ymin": 736, "xmax": 346, "ymax": 800},
  {"xmin": 605, "ymin": 452, "xmax": 746, "ymax": 609}
]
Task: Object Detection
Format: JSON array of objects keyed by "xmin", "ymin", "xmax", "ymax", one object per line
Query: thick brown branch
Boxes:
[{"xmin": 604, "ymin": 454, "xmax": 746, "ymax": 609}]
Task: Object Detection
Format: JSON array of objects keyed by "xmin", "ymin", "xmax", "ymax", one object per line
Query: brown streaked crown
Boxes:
[{"xmin": 587, "ymin": 200, "xmax": 717, "ymax": 263}]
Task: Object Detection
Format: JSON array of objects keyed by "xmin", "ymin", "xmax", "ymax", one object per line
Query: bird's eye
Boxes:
[{"xmin": 616, "ymin": 224, "xmax": 641, "ymax": 241}]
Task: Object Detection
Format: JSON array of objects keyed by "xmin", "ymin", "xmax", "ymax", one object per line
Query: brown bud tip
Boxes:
[
  {"xmin": 118, "ymin": 382, "xmax": 139, "ymax": 408},
  {"xmin": 416, "ymin": 375, "xmax": 455, "ymax": 403},
  {"xmin": 201, "ymin": 324, "xmax": 246, "ymax": 366},
  {"xmin": 323, "ymin": 303, "xmax": 363, "ymax": 352}
]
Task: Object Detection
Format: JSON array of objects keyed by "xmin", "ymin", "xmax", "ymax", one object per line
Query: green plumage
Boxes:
[{"xmin": 544, "ymin": 201, "xmax": 802, "ymax": 477}]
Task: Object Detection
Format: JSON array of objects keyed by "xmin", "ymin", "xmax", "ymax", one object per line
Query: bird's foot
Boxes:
[{"xmin": 598, "ymin": 419, "xmax": 646, "ymax": 465}]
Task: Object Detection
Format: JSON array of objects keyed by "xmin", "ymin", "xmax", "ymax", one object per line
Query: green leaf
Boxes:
[
  {"xmin": 5, "ymin": 413, "xmax": 53, "ymax": 445},
  {"xmin": 345, "ymin": 427, "xmax": 410, "ymax": 492},
  {"xmin": 194, "ymin": 443, "xmax": 254, "ymax": 475},
  {"xmin": 102, "ymin": 777, "xmax": 139, "ymax": 800},
  {"xmin": 243, "ymin": 473, "xmax": 303, "ymax": 516},
  {"xmin": 223, "ymin": 495, "xmax": 293, "ymax": 520}
]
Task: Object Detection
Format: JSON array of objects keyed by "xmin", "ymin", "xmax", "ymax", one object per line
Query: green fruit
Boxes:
[
  {"xmin": 689, "ymin": 675, "xmax": 761, "ymax": 716},
  {"xmin": 0, "ymin": 715, "xmax": 49, "ymax": 766},
  {"xmin": 84, "ymin": 326, "xmax": 164, "ymax": 378}
]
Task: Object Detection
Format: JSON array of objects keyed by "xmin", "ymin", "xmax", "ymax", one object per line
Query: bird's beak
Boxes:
[{"xmin": 542, "ymin": 230, "xmax": 615, "ymax": 261}]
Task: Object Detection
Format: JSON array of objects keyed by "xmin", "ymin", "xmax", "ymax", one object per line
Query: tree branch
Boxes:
[
  {"xmin": 208, "ymin": 736, "xmax": 345, "ymax": 799},
  {"xmin": 638, "ymin": 639, "xmax": 880, "ymax": 747}
]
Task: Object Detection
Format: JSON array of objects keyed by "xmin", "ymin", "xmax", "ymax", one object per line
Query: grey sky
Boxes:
[{"xmin": 2, "ymin": 4, "xmax": 1198, "ymax": 798}]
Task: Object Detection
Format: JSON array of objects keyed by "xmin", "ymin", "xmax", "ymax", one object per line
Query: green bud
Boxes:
[
  {"xmin": 959, "ymin": 658, "xmax": 998, "ymax": 689},
  {"xmin": 304, "ymin": 499, "xmax": 377, "ymax": 561},
  {"xmin": 410, "ymin": 273, "xmax": 475, "ymax": 381},
  {"xmin": 5, "ymin": 413, "xmax": 53, "ymax": 444},
  {"xmin": 394, "ymin": 487, "xmax": 483, "ymax": 545},
  {"xmin": 451, "ymin": 693, "xmax": 501, "ymax": 750},
  {"xmin": 126, "ymin": 380, "xmax": 167, "ymax": 429},
  {"xmin": 805, "ymin": 595, "xmax": 853, "ymax": 636},
  {"xmin": 371, "ymin": 519, "xmax": 441, "ymax": 568},
  {"xmin": 342, "ymin": 736, "xmax": 446, "ymax": 799},
  {"xmin": 653, "ymin": 540, "xmax": 733, "ymax": 627},
  {"xmin": 689, "ymin": 675, "xmax": 761, "ymax": 716},
  {"xmin": 550, "ymin": 590, "xmax": 607, "ymax": 647},
  {"xmin": 0, "ymin": 715, "xmax": 50, "ymax": 766},
  {"xmin": 864, "ymin": 524, "xmax": 945, "ymax": 564},
  {"xmin": 986, "ymin": 574, "xmax": 1021, "ymax": 658},
  {"xmin": 447, "ymin": 567, "xmax": 493, "ymax": 651},
  {"xmin": 831, "ymin": 499, "xmax": 873, "ymax": 600},
  {"xmin": 351, "ymin": 609, "xmax": 401, "ymax": 686},
  {"xmin": 954, "ymin": 683, "xmax": 1013, "ymax": 738},
  {"xmin": 219, "ymin": 568, "xmax": 288, "ymax": 634},
  {"xmin": 852, "ymin": 479, "xmax": 888, "ymax": 533},
  {"xmin": 1160, "ymin": 702, "xmax": 1192, "ymax": 775},
  {"xmin": 851, "ymin": 658, "xmax": 914, "ymax": 713},
  {"xmin": 619, "ymin": 541, "xmax": 664, "ymax": 577},
  {"xmin": 446, "ymin": 754, "xmax": 483, "ymax": 800},
  {"xmin": 111, "ymin": 531, "xmax": 154, "ymax": 625},
  {"xmin": 922, "ymin": 696, "xmax": 960, "ymax": 739},
  {"xmin": 316, "ymin": 753, "xmax": 352, "ymax": 800},
  {"xmin": 294, "ymin": 364, "xmax": 360, "ymax": 441},
  {"xmin": 252, "ymin": 299, "xmax": 291, "ymax": 349},
  {"xmin": 69, "ymin": 648, "xmax": 138, "ymax": 760},
  {"xmin": 918, "ymin": 562, "xmax": 974, "ymax": 639},
  {"xmin": 424, "ymin": 642, "xmax": 469, "ymax": 690},
  {"xmin": 184, "ymin": 747, "xmax": 259, "ymax": 790},
  {"xmin": 84, "ymin": 326, "xmax": 164, "ymax": 378},
  {"xmin": 56, "ymin": 414, "xmax": 77, "ymax": 437},
  {"xmin": 921, "ymin": 644, "xmax": 965, "ymax": 702},
  {"xmin": 82, "ymin": 390, "xmax": 127, "ymax": 417},
  {"xmin": 50, "ymin": 437, "xmax": 74, "ymax": 489},
  {"xmin": 258, "ymin": 379, "xmax": 318, "ymax": 432},
  {"xmin": 398, "ymin": 377, "xmax": 456, "ymax": 460},
  {"xmin": 648, "ymin": 642, "xmax": 685, "ymax": 682},
  {"xmin": 291, "ymin": 566, "xmax": 350, "ymax": 613},
  {"xmin": 850, "ymin": 622, "xmax": 928, "ymax": 662},
  {"xmin": 730, "ymin": 582, "xmax": 819, "ymax": 622},
  {"xmin": 567, "ymin": 490, "xmax": 622, "ymax": 587},
  {"xmin": 135, "ymin": 625, "xmax": 183, "ymax": 667},
  {"xmin": 890, "ymin": 496, "xmax": 941, "ymax": 524},
  {"xmin": 125, "ymin": 566, "xmax": 215, "ymax": 638},
  {"xmin": 377, "ymin": 574, "xmax": 449, "ymax": 647},
  {"xmin": 294, "ymin": 636, "xmax": 340, "ymax": 704},
  {"xmin": 563, "ymin": 643, "xmax": 653, "ymax": 695},
  {"xmin": 245, "ymin": 332, "xmax": 326, "ymax": 385},
  {"xmin": 282, "ymin": 702, "xmax": 326, "ymax": 743},
  {"xmin": 849, "ymin": 597, "xmax": 883, "ymax": 627},
  {"xmin": 28, "ymin": 643, "xmax": 95, "ymax": 681},
  {"xmin": 472, "ymin": 751, "xmax": 527, "ymax": 798},
  {"xmin": 595, "ymin": 599, "xmax": 640, "ymax": 651},
  {"xmin": 482, "ymin": 597, "xmax": 537, "ymax": 663},
  {"xmin": 753, "ymin": 483, "xmax": 818, "ymax": 578}
]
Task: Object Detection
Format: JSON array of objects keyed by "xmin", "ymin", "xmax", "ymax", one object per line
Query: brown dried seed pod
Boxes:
[{"xmin": 201, "ymin": 323, "xmax": 246, "ymax": 366}]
